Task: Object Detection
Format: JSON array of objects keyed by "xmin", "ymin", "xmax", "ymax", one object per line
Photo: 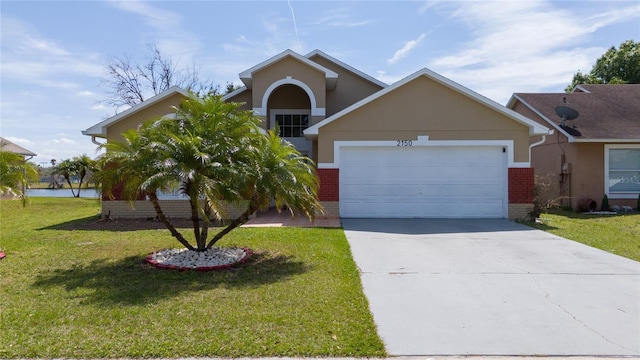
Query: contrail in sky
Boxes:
[{"xmin": 287, "ymin": 0, "xmax": 301, "ymax": 47}]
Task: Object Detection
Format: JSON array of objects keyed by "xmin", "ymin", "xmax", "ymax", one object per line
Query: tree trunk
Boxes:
[
  {"xmin": 76, "ymin": 172, "xmax": 86, "ymax": 198},
  {"xmin": 206, "ymin": 203, "xmax": 256, "ymax": 249},
  {"xmin": 199, "ymin": 204, "xmax": 212, "ymax": 249},
  {"xmin": 188, "ymin": 195, "xmax": 205, "ymax": 251},
  {"xmin": 65, "ymin": 176, "xmax": 77, "ymax": 197},
  {"xmin": 148, "ymin": 192, "xmax": 194, "ymax": 251}
]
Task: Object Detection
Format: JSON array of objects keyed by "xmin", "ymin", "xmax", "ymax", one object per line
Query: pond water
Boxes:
[
  {"xmin": 26, "ymin": 189, "xmax": 186, "ymax": 200},
  {"xmin": 26, "ymin": 189, "xmax": 100, "ymax": 198}
]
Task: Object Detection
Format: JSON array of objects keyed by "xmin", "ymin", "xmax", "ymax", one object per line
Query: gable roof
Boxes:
[
  {"xmin": 238, "ymin": 49, "xmax": 338, "ymax": 90},
  {"xmin": 305, "ymin": 68, "xmax": 549, "ymax": 137},
  {"xmin": 305, "ymin": 49, "xmax": 387, "ymax": 88},
  {"xmin": 0, "ymin": 137, "xmax": 37, "ymax": 157},
  {"xmin": 508, "ymin": 84, "xmax": 640, "ymax": 142},
  {"xmin": 82, "ymin": 86, "xmax": 190, "ymax": 138}
]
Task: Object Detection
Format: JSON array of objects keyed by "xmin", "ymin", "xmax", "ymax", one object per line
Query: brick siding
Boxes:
[
  {"xmin": 317, "ymin": 168, "xmax": 339, "ymax": 202},
  {"xmin": 508, "ymin": 168, "xmax": 534, "ymax": 204}
]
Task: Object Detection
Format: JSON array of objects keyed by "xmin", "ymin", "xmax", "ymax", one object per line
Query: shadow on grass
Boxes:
[
  {"xmin": 542, "ymin": 209, "xmax": 639, "ymax": 220},
  {"xmin": 32, "ymin": 251, "xmax": 309, "ymax": 306},
  {"xmin": 38, "ymin": 216, "xmax": 201, "ymax": 232}
]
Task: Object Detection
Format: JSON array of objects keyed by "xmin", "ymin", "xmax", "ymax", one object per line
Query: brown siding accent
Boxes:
[
  {"xmin": 317, "ymin": 168, "xmax": 339, "ymax": 201},
  {"xmin": 509, "ymin": 168, "xmax": 534, "ymax": 203}
]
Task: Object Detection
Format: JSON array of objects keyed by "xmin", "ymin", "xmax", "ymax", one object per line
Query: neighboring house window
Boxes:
[
  {"xmin": 275, "ymin": 113, "xmax": 309, "ymax": 137},
  {"xmin": 605, "ymin": 145, "xmax": 640, "ymax": 198}
]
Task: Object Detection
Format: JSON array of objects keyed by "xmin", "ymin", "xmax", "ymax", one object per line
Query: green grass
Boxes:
[
  {"xmin": 527, "ymin": 210, "xmax": 640, "ymax": 262},
  {"xmin": 0, "ymin": 198, "xmax": 385, "ymax": 358}
]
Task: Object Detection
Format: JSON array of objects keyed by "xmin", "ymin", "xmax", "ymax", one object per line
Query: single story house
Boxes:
[
  {"xmin": 0, "ymin": 137, "xmax": 37, "ymax": 199},
  {"xmin": 508, "ymin": 84, "xmax": 640, "ymax": 211},
  {"xmin": 84, "ymin": 49, "xmax": 549, "ymax": 220},
  {"xmin": 0, "ymin": 137, "xmax": 37, "ymax": 159}
]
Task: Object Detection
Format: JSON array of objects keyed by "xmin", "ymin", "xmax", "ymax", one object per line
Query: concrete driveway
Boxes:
[{"xmin": 342, "ymin": 218, "xmax": 640, "ymax": 356}]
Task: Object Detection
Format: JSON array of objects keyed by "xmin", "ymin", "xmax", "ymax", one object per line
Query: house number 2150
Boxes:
[{"xmin": 397, "ymin": 140, "xmax": 413, "ymax": 147}]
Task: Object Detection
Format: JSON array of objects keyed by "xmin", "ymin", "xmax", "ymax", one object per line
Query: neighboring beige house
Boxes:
[
  {"xmin": 84, "ymin": 49, "xmax": 549, "ymax": 220},
  {"xmin": 0, "ymin": 137, "xmax": 37, "ymax": 158},
  {"xmin": 508, "ymin": 84, "xmax": 640, "ymax": 211}
]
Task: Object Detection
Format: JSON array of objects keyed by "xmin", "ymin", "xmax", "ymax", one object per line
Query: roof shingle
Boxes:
[
  {"xmin": 0, "ymin": 137, "xmax": 37, "ymax": 157},
  {"xmin": 514, "ymin": 84, "xmax": 640, "ymax": 140}
]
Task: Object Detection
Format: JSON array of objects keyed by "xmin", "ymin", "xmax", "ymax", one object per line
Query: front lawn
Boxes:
[
  {"xmin": 0, "ymin": 198, "xmax": 385, "ymax": 358},
  {"xmin": 527, "ymin": 210, "xmax": 640, "ymax": 262}
]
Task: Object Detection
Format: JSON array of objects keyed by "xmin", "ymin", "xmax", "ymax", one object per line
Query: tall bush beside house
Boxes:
[
  {"xmin": 601, "ymin": 194, "xmax": 610, "ymax": 211},
  {"xmin": 637, "ymin": 194, "xmax": 640, "ymax": 211},
  {"xmin": 97, "ymin": 93, "xmax": 323, "ymax": 252},
  {"xmin": 528, "ymin": 173, "xmax": 563, "ymax": 221}
]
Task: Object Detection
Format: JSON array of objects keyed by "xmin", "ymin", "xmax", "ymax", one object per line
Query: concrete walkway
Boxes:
[{"xmin": 342, "ymin": 218, "xmax": 640, "ymax": 356}]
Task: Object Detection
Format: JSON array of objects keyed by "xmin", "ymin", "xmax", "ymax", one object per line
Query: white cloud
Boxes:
[
  {"xmin": 387, "ymin": 34, "xmax": 426, "ymax": 65},
  {"xmin": 0, "ymin": 17, "xmax": 104, "ymax": 90},
  {"xmin": 313, "ymin": 8, "xmax": 373, "ymax": 28},
  {"xmin": 108, "ymin": 1, "xmax": 202, "ymax": 64},
  {"xmin": 4, "ymin": 136, "xmax": 35, "ymax": 146},
  {"xmin": 90, "ymin": 104, "xmax": 108, "ymax": 111},
  {"xmin": 77, "ymin": 91, "xmax": 94, "ymax": 97},
  {"xmin": 425, "ymin": 1, "xmax": 640, "ymax": 103},
  {"xmin": 51, "ymin": 138, "xmax": 77, "ymax": 145}
]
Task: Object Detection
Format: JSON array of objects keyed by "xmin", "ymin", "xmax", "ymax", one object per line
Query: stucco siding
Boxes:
[
  {"xmin": 308, "ymin": 54, "xmax": 385, "ymax": 117},
  {"xmin": 572, "ymin": 143, "xmax": 604, "ymax": 209},
  {"xmin": 106, "ymin": 93, "xmax": 185, "ymax": 142},
  {"xmin": 252, "ymin": 57, "xmax": 326, "ymax": 110},
  {"xmin": 226, "ymin": 89, "xmax": 253, "ymax": 111},
  {"xmin": 317, "ymin": 76, "xmax": 531, "ymax": 164}
]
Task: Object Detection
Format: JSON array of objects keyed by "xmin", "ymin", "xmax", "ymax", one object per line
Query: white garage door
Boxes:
[{"xmin": 340, "ymin": 146, "xmax": 507, "ymax": 218}]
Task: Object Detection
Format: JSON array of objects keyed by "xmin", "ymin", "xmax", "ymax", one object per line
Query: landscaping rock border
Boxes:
[{"xmin": 145, "ymin": 247, "xmax": 253, "ymax": 271}]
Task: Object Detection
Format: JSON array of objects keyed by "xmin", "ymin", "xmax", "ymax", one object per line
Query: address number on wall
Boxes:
[{"xmin": 396, "ymin": 140, "xmax": 413, "ymax": 147}]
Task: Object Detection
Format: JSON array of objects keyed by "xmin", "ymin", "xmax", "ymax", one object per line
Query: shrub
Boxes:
[{"xmin": 601, "ymin": 194, "xmax": 610, "ymax": 211}]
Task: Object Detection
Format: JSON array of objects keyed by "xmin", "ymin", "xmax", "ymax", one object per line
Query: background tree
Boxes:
[
  {"xmin": 96, "ymin": 94, "xmax": 322, "ymax": 252},
  {"xmin": 52, "ymin": 155, "xmax": 97, "ymax": 197},
  {"xmin": 0, "ymin": 150, "xmax": 38, "ymax": 202},
  {"xmin": 566, "ymin": 39, "xmax": 640, "ymax": 91},
  {"xmin": 102, "ymin": 44, "xmax": 216, "ymax": 112}
]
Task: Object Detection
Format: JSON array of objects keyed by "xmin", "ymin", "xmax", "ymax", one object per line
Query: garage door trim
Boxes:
[{"xmin": 317, "ymin": 136, "xmax": 529, "ymax": 169}]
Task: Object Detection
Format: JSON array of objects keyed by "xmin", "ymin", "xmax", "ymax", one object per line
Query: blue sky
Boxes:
[{"xmin": 1, "ymin": 0, "xmax": 639, "ymax": 166}]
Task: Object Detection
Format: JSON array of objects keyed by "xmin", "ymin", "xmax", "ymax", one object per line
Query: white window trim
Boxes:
[
  {"xmin": 604, "ymin": 144, "xmax": 640, "ymax": 199},
  {"xmin": 254, "ymin": 77, "xmax": 325, "ymax": 117},
  {"xmin": 270, "ymin": 109, "xmax": 311, "ymax": 135}
]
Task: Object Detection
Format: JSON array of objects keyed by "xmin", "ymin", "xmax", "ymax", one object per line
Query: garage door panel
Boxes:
[{"xmin": 340, "ymin": 146, "xmax": 507, "ymax": 218}]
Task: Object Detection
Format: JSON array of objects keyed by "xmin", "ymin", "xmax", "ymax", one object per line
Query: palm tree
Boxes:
[
  {"xmin": 71, "ymin": 154, "xmax": 96, "ymax": 197},
  {"xmin": 97, "ymin": 93, "xmax": 264, "ymax": 251},
  {"xmin": 206, "ymin": 129, "xmax": 322, "ymax": 248},
  {"xmin": 97, "ymin": 93, "xmax": 323, "ymax": 252},
  {"xmin": 0, "ymin": 150, "xmax": 38, "ymax": 203},
  {"xmin": 52, "ymin": 159, "xmax": 78, "ymax": 197}
]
